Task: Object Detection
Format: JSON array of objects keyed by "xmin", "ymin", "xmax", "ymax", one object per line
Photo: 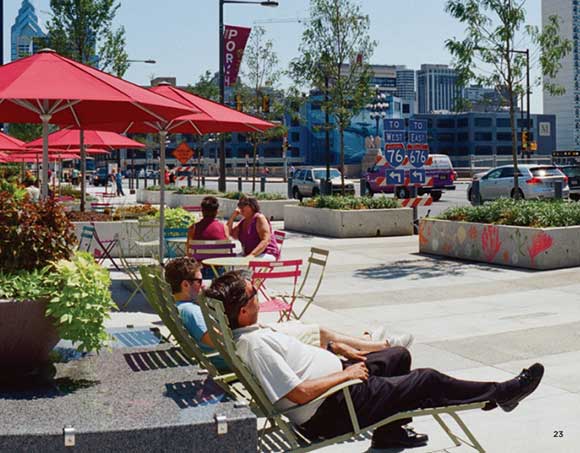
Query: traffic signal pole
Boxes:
[{"xmin": 526, "ymin": 49, "xmax": 531, "ymax": 159}]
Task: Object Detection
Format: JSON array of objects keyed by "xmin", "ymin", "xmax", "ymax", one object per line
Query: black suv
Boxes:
[
  {"xmin": 92, "ymin": 167, "xmax": 110, "ymax": 186},
  {"xmin": 559, "ymin": 165, "xmax": 580, "ymax": 200}
]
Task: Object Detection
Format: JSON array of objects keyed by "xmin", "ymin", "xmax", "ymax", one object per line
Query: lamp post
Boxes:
[
  {"xmin": 367, "ymin": 86, "xmax": 389, "ymax": 137},
  {"xmin": 218, "ymin": 0, "xmax": 279, "ymax": 192},
  {"xmin": 127, "ymin": 59, "xmax": 157, "ymax": 64}
]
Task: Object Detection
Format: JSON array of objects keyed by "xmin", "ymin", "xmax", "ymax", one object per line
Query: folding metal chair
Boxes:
[
  {"xmin": 90, "ymin": 222, "xmax": 122, "ymax": 271},
  {"xmin": 187, "ymin": 240, "xmax": 237, "ymax": 278},
  {"xmin": 90, "ymin": 202, "xmax": 112, "ymax": 214},
  {"xmin": 182, "ymin": 205, "xmax": 202, "ymax": 213},
  {"xmin": 273, "ymin": 230, "xmax": 286, "ymax": 259},
  {"xmin": 164, "ymin": 227, "xmax": 189, "ymax": 258},
  {"xmin": 249, "ymin": 259, "xmax": 302, "ymax": 322},
  {"xmin": 78, "ymin": 225, "xmax": 95, "ymax": 252}
]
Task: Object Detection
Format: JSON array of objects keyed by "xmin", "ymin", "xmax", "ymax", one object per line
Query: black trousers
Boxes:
[{"xmin": 301, "ymin": 347, "xmax": 503, "ymax": 442}]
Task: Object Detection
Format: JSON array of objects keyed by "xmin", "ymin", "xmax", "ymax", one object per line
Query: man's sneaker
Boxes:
[
  {"xmin": 498, "ymin": 363, "xmax": 544, "ymax": 412},
  {"xmin": 371, "ymin": 426, "xmax": 428, "ymax": 449},
  {"xmin": 369, "ymin": 327, "xmax": 414, "ymax": 348}
]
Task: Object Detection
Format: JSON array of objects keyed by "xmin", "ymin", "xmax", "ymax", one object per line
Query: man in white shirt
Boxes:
[{"xmin": 205, "ymin": 271, "xmax": 545, "ymax": 450}]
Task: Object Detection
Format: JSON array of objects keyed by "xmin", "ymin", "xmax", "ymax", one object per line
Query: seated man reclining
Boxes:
[
  {"xmin": 164, "ymin": 257, "xmax": 413, "ymax": 371},
  {"xmin": 203, "ymin": 270, "xmax": 545, "ymax": 450}
]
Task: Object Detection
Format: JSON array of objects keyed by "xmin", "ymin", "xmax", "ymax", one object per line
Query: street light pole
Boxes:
[{"xmin": 218, "ymin": 0, "xmax": 279, "ymax": 193}]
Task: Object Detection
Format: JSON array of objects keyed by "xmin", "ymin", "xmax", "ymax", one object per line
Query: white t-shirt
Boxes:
[{"xmin": 234, "ymin": 325, "xmax": 342, "ymax": 425}]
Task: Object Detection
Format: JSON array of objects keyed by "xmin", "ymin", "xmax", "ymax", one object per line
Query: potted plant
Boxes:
[{"xmin": 0, "ymin": 186, "xmax": 116, "ymax": 379}]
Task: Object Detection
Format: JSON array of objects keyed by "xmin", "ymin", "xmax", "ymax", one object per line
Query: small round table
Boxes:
[{"xmin": 202, "ymin": 256, "xmax": 271, "ymax": 277}]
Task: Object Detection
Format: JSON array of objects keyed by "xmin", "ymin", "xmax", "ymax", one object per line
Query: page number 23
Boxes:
[{"xmin": 553, "ymin": 430, "xmax": 564, "ymax": 438}]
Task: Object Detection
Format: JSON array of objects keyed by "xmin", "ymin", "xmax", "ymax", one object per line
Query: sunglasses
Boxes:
[{"xmin": 240, "ymin": 285, "xmax": 258, "ymax": 306}]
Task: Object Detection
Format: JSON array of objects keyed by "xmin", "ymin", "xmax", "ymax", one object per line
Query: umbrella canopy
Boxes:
[
  {"xmin": 0, "ymin": 49, "xmax": 196, "ymax": 199},
  {"xmin": 0, "ymin": 132, "xmax": 26, "ymax": 151},
  {"xmin": 6, "ymin": 153, "xmax": 81, "ymax": 163},
  {"xmin": 17, "ymin": 147, "xmax": 111, "ymax": 156},
  {"xmin": 0, "ymin": 152, "xmax": 10, "ymax": 163},
  {"xmin": 25, "ymin": 129, "xmax": 145, "ymax": 150}
]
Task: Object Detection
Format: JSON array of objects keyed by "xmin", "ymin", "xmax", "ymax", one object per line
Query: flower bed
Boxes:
[
  {"xmin": 169, "ymin": 187, "xmax": 221, "ymax": 208},
  {"xmin": 420, "ymin": 200, "xmax": 580, "ymax": 270},
  {"xmin": 284, "ymin": 196, "xmax": 412, "ymax": 238}
]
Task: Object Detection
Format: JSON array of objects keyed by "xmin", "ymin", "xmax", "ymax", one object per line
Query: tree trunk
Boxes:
[
  {"xmin": 340, "ymin": 126, "xmax": 345, "ymax": 195},
  {"xmin": 507, "ymin": 77, "xmax": 520, "ymax": 198},
  {"xmin": 252, "ymin": 140, "xmax": 258, "ymax": 193}
]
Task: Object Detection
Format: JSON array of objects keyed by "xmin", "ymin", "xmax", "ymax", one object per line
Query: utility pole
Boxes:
[
  {"xmin": 526, "ymin": 48, "xmax": 531, "ymax": 159},
  {"xmin": 324, "ymin": 73, "xmax": 331, "ymax": 195}
]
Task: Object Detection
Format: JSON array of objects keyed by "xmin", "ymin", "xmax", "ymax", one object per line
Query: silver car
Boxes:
[
  {"xmin": 467, "ymin": 165, "xmax": 569, "ymax": 204},
  {"xmin": 292, "ymin": 168, "xmax": 355, "ymax": 199}
]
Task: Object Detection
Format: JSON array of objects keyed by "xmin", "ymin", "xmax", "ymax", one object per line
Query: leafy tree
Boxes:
[
  {"xmin": 6, "ymin": 123, "xmax": 44, "ymax": 142},
  {"xmin": 238, "ymin": 26, "xmax": 285, "ymax": 191},
  {"xmin": 446, "ymin": 0, "xmax": 571, "ymax": 197},
  {"xmin": 187, "ymin": 70, "xmax": 220, "ymax": 101},
  {"xmin": 47, "ymin": 0, "xmax": 129, "ymax": 77},
  {"xmin": 290, "ymin": 0, "xmax": 376, "ymax": 193}
]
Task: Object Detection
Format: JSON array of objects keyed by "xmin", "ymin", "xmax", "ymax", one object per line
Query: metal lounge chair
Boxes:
[
  {"xmin": 198, "ymin": 295, "xmax": 488, "ymax": 453},
  {"xmin": 138, "ymin": 265, "xmax": 242, "ymax": 400}
]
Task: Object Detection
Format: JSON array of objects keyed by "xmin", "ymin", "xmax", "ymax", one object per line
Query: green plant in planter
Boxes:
[
  {"xmin": 142, "ymin": 207, "xmax": 197, "ymax": 229},
  {"xmin": 223, "ymin": 191, "xmax": 287, "ymax": 200},
  {"xmin": 175, "ymin": 186, "xmax": 220, "ymax": 195},
  {"xmin": 301, "ymin": 195, "xmax": 400, "ymax": 210},
  {"xmin": 146, "ymin": 184, "xmax": 177, "ymax": 191},
  {"xmin": 0, "ymin": 268, "xmax": 49, "ymax": 301},
  {"xmin": 44, "ymin": 252, "xmax": 116, "ymax": 353}
]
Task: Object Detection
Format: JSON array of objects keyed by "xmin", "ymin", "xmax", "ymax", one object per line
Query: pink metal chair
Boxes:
[
  {"xmin": 273, "ymin": 230, "xmax": 286, "ymax": 259},
  {"xmin": 249, "ymin": 259, "xmax": 302, "ymax": 321},
  {"xmin": 182, "ymin": 205, "xmax": 202, "ymax": 212}
]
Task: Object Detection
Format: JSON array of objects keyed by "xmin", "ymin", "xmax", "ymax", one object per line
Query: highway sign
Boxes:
[
  {"xmin": 409, "ymin": 168, "xmax": 426, "ymax": 184},
  {"xmin": 384, "ymin": 131, "xmax": 405, "ymax": 143},
  {"xmin": 407, "ymin": 147, "xmax": 429, "ymax": 168},
  {"xmin": 409, "ymin": 119, "xmax": 427, "ymax": 132},
  {"xmin": 384, "ymin": 144, "xmax": 406, "ymax": 167},
  {"xmin": 386, "ymin": 169, "xmax": 405, "ymax": 185},
  {"xmin": 384, "ymin": 119, "xmax": 405, "ymax": 131},
  {"xmin": 408, "ymin": 132, "xmax": 427, "ymax": 143}
]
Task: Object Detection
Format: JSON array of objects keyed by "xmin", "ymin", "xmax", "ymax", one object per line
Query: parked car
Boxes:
[
  {"xmin": 364, "ymin": 153, "xmax": 457, "ymax": 201},
  {"xmin": 557, "ymin": 165, "xmax": 580, "ymax": 201},
  {"xmin": 92, "ymin": 167, "xmax": 109, "ymax": 186},
  {"xmin": 291, "ymin": 168, "xmax": 355, "ymax": 199},
  {"xmin": 467, "ymin": 165, "xmax": 569, "ymax": 204}
]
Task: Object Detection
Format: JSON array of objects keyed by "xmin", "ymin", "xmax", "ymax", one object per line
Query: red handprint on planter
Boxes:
[
  {"xmin": 481, "ymin": 225, "xmax": 502, "ymax": 262},
  {"xmin": 528, "ymin": 231, "xmax": 553, "ymax": 267},
  {"xmin": 419, "ymin": 221, "xmax": 432, "ymax": 246}
]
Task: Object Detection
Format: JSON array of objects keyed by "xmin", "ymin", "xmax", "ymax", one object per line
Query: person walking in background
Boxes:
[{"xmin": 112, "ymin": 169, "xmax": 124, "ymax": 196}]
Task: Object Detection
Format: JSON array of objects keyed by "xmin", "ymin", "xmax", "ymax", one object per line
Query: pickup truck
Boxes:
[{"xmin": 363, "ymin": 153, "xmax": 457, "ymax": 201}]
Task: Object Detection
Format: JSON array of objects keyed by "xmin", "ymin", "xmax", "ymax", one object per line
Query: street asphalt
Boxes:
[{"xmin": 89, "ymin": 181, "xmax": 578, "ymax": 452}]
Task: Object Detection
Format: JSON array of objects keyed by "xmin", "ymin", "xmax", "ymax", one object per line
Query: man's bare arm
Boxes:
[{"xmin": 284, "ymin": 362, "xmax": 368, "ymax": 405}]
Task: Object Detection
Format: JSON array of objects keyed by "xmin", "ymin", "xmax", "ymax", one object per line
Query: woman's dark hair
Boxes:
[
  {"xmin": 201, "ymin": 196, "xmax": 219, "ymax": 218},
  {"xmin": 164, "ymin": 257, "xmax": 202, "ymax": 294},
  {"xmin": 204, "ymin": 271, "xmax": 248, "ymax": 329},
  {"xmin": 237, "ymin": 196, "xmax": 260, "ymax": 213}
]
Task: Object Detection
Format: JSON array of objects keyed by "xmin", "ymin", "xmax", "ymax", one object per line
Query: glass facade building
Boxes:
[
  {"xmin": 11, "ymin": 0, "xmax": 46, "ymax": 61},
  {"xmin": 417, "ymin": 64, "xmax": 460, "ymax": 113}
]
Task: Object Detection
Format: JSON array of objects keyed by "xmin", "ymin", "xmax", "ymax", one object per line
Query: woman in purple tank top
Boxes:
[{"xmin": 227, "ymin": 196, "xmax": 280, "ymax": 260}]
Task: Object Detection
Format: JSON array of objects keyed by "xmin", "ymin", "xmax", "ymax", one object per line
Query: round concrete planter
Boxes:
[
  {"xmin": 419, "ymin": 218, "xmax": 580, "ymax": 270},
  {"xmin": 0, "ymin": 299, "xmax": 60, "ymax": 372},
  {"xmin": 219, "ymin": 197, "xmax": 299, "ymax": 221},
  {"xmin": 284, "ymin": 205, "xmax": 414, "ymax": 238}
]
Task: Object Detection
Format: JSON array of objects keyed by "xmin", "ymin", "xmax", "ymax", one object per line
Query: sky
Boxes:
[{"xmin": 3, "ymin": 0, "xmax": 544, "ymax": 112}]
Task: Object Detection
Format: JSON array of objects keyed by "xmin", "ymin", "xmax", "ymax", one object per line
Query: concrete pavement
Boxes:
[{"xmin": 106, "ymin": 226, "xmax": 580, "ymax": 453}]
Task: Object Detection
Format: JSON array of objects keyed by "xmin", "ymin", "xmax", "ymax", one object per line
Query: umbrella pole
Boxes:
[
  {"xmin": 40, "ymin": 114, "xmax": 51, "ymax": 198},
  {"xmin": 158, "ymin": 130, "xmax": 167, "ymax": 264},
  {"xmin": 80, "ymin": 130, "xmax": 86, "ymax": 212}
]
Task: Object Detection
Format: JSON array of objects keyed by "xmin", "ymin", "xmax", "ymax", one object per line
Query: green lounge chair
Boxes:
[{"xmin": 198, "ymin": 294, "xmax": 488, "ymax": 452}]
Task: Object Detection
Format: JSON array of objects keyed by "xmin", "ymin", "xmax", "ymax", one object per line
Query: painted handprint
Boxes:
[
  {"xmin": 528, "ymin": 231, "xmax": 553, "ymax": 267},
  {"xmin": 481, "ymin": 225, "xmax": 502, "ymax": 262}
]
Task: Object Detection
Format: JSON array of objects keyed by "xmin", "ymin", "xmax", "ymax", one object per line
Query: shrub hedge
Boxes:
[{"xmin": 301, "ymin": 196, "xmax": 400, "ymax": 210}]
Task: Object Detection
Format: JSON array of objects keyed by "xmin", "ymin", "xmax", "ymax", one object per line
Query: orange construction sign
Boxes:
[{"xmin": 172, "ymin": 142, "xmax": 194, "ymax": 164}]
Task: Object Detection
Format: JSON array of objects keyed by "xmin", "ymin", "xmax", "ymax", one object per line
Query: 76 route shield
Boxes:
[{"xmin": 384, "ymin": 143, "xmax": 406, "ymax": 167}]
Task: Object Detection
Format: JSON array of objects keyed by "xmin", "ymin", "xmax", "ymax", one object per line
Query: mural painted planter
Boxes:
[
  {"xmin": 218, "ymin": 197, "xmax": 299, "ymax": 221},
  {"xmin": 284, "ymin": 205, "xmax": 413, "ymax": 238},
  {"xmin": 419, "ymin": 218, "xmax": 580, "ymax": 270}
]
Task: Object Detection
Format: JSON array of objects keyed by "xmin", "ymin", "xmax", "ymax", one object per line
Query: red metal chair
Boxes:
[
  {"xmin": 249, "ymin": 259, "xmax": 302, "ymax": 321},
  {"xmin": 90, "ymin": 222, "xmax": 121, "ymax": 271},
  {"xmin": 273, "ymin": 230, "xmax": 286, "ymax": 259},
  {"xmin": 182, "ymin": 205, "xmax": 202, "ymax": 212}
]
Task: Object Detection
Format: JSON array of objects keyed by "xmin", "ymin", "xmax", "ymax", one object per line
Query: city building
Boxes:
[
  {"xmin": 413, "ymin": 112, "xmax": 557, "ymax": 167},
  {"xmin": 462, "ymin": 85, "xmax": 506, "ymax": 112},
  {"xmin": 395, "ymin": 65, "xmax": 416, "ymax": 113},
  {"xmin": 11, "ymin": 0, "xmax": 46, "ymax": 61},
  {"xmin": 340, "ymin": 64, "xmax": 397, "ymax": 95},
  {"xmin": 542, "ymin": 0, "xmax": 577, "ymax": 150},
  {"xmin": 417, "ymin": 64, "xmax": 460, "ymax": 113}
]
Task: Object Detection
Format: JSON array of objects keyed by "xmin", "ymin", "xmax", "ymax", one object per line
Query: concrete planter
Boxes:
[
  {"xmin": 73, "ymin": 220, "xmax": 158, "ymax": 258},
  {"xmin": 136, "ymin": 189, "xmax": 177, "ymax": 205},
  {"xmin": 284, "ymin": 205, "xmax": 413, "ymax": 238},
  {"xmin": 168, "ymin": 193, "xmax": 210, "ymax": 208},
  {"xmin": 218, "ymin": 197, "xmax": 299, "ymax": 221},
  {"xmin": 419, "ymin": 218, "xmax": 580, "ymax": 270}
]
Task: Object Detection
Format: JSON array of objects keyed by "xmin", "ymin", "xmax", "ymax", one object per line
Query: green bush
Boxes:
[
  {"xmin": 143, "ymin": 207, "xmax": 197, "ymax": 229},
  {"xmin": 438, "ymin": 199, "xmax": 580, "ymax": 227},
  {"xmin": 175, "ymin": 186, "xmax": 220, "ymax": 195},
  {"xmin": 146, "ymin": 185, "xmax": 177, "ymax": 191},
  {"xmin": 0, "ymin": 190, "xmax": 76, "ymax": 272},
  {"xmin": 301, "ymin": 196, "xmax": 400, "ymax": 210},
  {"xmin": 223, "ymin": 191, "xmax": 287, "ymax": 200}
]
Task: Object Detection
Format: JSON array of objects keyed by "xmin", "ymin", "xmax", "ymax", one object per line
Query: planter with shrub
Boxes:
[
  {"xmin": 218, "ymin": 192, "xmax": 298, "ymax": 221},
  {"xmin": 0, "ymin": 187, "xmax": 116, "ymax": 379},
  {"xmin": 284, "ymin": 196, "xmax": 413, "ymax": 238},
  {"xmin": 136, "ymin": 185, "xmax": 178, "ymax": 204},
  {"xmin": 169, "ymin": 186, "xmax": 221, "ymax": 208},
  {"xmin": 420, "ymin": 199, "xmax": 580, "ymax": 270}
]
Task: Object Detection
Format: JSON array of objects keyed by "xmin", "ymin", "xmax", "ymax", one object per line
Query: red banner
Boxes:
[{"xmin": 224, "ymin": 25, "xmax": 251, "ymax": 87}]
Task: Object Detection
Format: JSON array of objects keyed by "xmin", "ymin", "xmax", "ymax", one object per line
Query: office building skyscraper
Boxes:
[
  {"xmin": 417, "ymin": 64, "xmax": 460, "ymax": 113},
  {"xmin": 543, "ymin": 0, "xmax": 576, "ymax": 150},
  {"xmin": 11, "ymin": 0, "xmax": 46, "ymax": 61}
]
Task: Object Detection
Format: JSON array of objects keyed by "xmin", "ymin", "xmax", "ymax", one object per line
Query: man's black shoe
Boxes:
[
  {"xmin": 371, "ymin": 426, "xmax": 429, "ymax": 449},
  {"xmin": 498, "ymin": 363, "xmax": 544, "ymax": 412}
]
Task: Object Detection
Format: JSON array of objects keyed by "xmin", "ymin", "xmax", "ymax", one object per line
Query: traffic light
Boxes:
[
  {"xmin": 235, "ymin": 94, "xmax": 243, "ymax": 112},
  {"xmin": 530, "ymin": 141, "xmax": 537, "ymax": 152},
  {"xmin": 521, "ymin": 131, "xmax": 528, "ymax": 149},
  {"xmin": 262, "ymin": 95, "xmax": 270, "ymax": 113}
]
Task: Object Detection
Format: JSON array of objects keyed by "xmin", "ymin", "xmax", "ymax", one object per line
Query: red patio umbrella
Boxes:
[
  {"xmin": 0, "ymin": 132, "xmax": 26, "ymax": 151},
  {"xmin": 89, "ymin": 83, "xmax": 275, "ymax": 262},
  {"xmin": 0, "ymin": 152, "xmax": 10, "ymax": 163},
  {"xmin": 0, "ymin": 49, "xmax": 196, "ymax": 200},
  {"xmin": 6, "ymin": 153, "xmax": 81, "ymax": 163},
  {"xmin": 25, "ymin": 129, "xmax": 145, "ymax": 150}
]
